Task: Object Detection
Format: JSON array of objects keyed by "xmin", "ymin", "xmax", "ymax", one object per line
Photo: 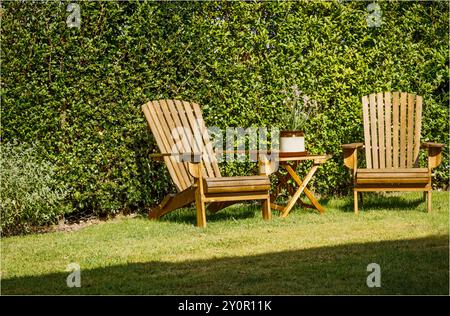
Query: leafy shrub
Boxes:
[
  {"xmin": 1, "ymin": 1, "xmax": 448, "ymax": 221},
  {"xmin": 0, "ymin": 142, "xmax": 69, "ymax": 236}
]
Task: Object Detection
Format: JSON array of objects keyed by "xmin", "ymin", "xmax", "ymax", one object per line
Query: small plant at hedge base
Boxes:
[{"xmin": 0, "ymin": 142, "xmax": 70, "ymax": 236}]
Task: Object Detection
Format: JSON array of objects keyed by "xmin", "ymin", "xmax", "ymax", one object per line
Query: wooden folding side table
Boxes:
[{"xmin": 270, "ymin": 153, "xmax": 330, "ymax": 217}]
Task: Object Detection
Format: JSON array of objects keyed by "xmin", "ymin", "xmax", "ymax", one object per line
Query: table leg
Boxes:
[
  {"xmin": 281, "ymin": 165, "xmax": 319, "ymax": 218},
  {"xmin": 285, "ymin": 165, "xmax": 325, "ymax": 214}
]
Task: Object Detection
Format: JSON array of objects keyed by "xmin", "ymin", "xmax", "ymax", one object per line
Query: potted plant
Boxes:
[{"xmin": 279, "ymin": 85, "xmax": 319, "ymax": 156}]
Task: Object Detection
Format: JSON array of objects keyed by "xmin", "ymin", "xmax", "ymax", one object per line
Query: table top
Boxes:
[
  {"xmin": 277, "ymin": 154, "xmax": 331, "ymax": 162},
  {"xmin": 215, "ymin": 150, "xmax": 330, "ymax": 162}
]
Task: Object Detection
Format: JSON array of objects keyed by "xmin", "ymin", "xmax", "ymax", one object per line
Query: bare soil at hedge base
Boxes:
[{"xmin": 36, "ymin": 214, "xmax": 139, "ymax": 234}]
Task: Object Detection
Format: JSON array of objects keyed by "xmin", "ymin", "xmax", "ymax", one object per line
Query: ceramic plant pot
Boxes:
[{"xmin": 279, "ymin": 130, "xmax": 306, "ymax": 154}]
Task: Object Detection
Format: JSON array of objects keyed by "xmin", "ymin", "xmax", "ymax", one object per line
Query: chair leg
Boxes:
[
  {"xmin": 195, "ymin": 200, "xmax": 206, "ymax": 227},
  {"xmin": 422, "ymin": 191, "xmax": 427, "ymax": 201},
  {"xmin": 195, "ymin": 190, "xmax": 207, "ymax": 228},
  {"xmin": 148, "ymin": 205, "xmax": 161, "ymax": 220},
  {"xmin": 354, "ymin": 190, "xmax": 359, "ymax": 214},
  {"xmin": 359, "ymin": 192, "xmax": 364, "ymax": 207},
  {"xmin": 262, "ymin": 197, "xmax": 271, "ymax": 220},
  {"xmin": 427, "ymin": 190, "xmax": 432, "ymax": 213}
]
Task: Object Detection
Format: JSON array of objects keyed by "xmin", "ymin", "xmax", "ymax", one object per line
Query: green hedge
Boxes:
[{"xmin": 2, "ymin": 0, "xmax": 448, "ymax": 218}]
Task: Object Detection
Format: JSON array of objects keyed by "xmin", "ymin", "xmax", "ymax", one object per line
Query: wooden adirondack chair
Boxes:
[
  {"xmin": 342, "ymin": 92, "xmax": 444, "ymax": 213},
  {"xmin": 141, "ymin": 100, "xmax": 272, "ymax": 227}
]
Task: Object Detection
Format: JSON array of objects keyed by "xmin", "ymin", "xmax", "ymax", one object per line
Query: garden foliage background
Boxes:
[{"xmin": 1, "ymin": 0, "xmax": 449, "ymax": 234}]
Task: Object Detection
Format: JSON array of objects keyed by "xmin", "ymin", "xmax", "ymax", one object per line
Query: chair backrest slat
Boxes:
[
  {"xmin": 166, "ymin": 100, "xmax": 195, "ymax": 159},
  {"xmin": 192, "ymin": 103, "xmax": 222, "ymax": 178},
  {"xmin": 142, "ymin": 100, "xmax": 221, "ymax": 192},
  {"xmin": 413, "ymin": 96, "xmax": 423, "ymax": 167},
  {"xmin": 362, "ymin": 92, "xmax": 423, "ymax": 170},
  {"xmin": 142, "ymin": 101, "xmax": 186, "ymax": 190},
  {"xmin": 399, "ymin": 92, "xmax": 408, "ymax": 168},
  {"xmin": 392, "ymin": 92, "xmax": 400, "ymax": 168},
  {"xmin": 369, "ymin": 94, "xmax": 379, "ymax": 168},
  {"xmin": 181, "ymin": 101, "xmax": 216, "ymax": 178},
  {"xmin": 362, "ymin": 96, "xmax": 372, "ymax": 169},
  {"xmin": 158, "ymin": 100, "xmax": 193, "ymax": 188},
  {"xmin": 377, "ymin": 92, "xmax": 385, "ymax": 168},
  {"xmin": 384, "ymin": 92, "xmax": 392, "ymax": 168},
  {"xmin": 406, "ymin": 94, "xmax": 415, "ymax": 168}
]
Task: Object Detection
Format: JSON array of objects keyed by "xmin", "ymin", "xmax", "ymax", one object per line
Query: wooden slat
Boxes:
[
  {"xmin": 159, "ymin": 100, "xmax": 193, "ymax": 187},
  {"xmin": 153, "ymin": 100, "xmax": 189, "ymax": 190},
  {"xmin": 357, "ymin": 178, "xmax": 429, "ymax": 184},
  {"xmin": 362, "ymin": 96, "xmax": 372, "ymax": 169},
  {"xmin": 358, "ymin": 174, "xmax": 428, "ymax": 179},
  {"xmin": 358, "ymin": 172, "xmax": 428, "ymax": 178},
  {"xmin": 182, "ymin": 101, "xmax": 215, "ymax": 178},
  {"xmin": 406, "ymin": 94, "xmax": 415, "ymax": 168},
  {"xmin": 142, "ymin": 102, "xmax": 183, "ymax": 191},
  {"xmin": 358, "ymin": 168, "xmax": 428, "ymax": 173},
  {"xmin": 204, "ymin": 193, "xmax": 269, "ymax": 202},
  {"xmin": 369, "ymin": 93, "xmax": 379, "ymax": 168},
  {"xmin": 392, "ymin": 92, "xmax": 400, "ymax": 168},
  {"xmin": 173, "ymin": 100, "xmax": 200, "ymax": 157},
  {"xmin": 413, "ymin": 95, "xmax": 423, "ymax": 167},
  {"xmin": 206, "ymin": 179, "xmax": 269, "ymax": 187},
  {"xmin": 190, "ymin": 102, "xmax": 216, "ymax": 178},
  {"xmin": 206, "ymin": 185, "xmax": 270, "ymax": 194},
  {"xmin": 172, "ymin": 100, "xmax": 203, "ymax": 172},
  {"xmin": 166, "ymin": 100, "xmax": 199, "ymax": 183},
  {"xmin": 355, "ymin": 186, "xmax": 429, "ymax": 192},
  {"xmin": 377, "ymin": 92, "xmax": 385, "ymax": 168},
  {"xmin": 399, "ymin": 92, "xmax": 407, "ymax": 168},
  {"xmin": 191, "ymin": 102, "xmax": 222, "ymax": 177},
  {"xmin": 206, "ymin": 181, "xmax": 269, "ymax": 189},
  {"xmin": 166, "ymin": 100, "xmax": 195, "ymax": 158},
  {"xmin": 384, "ymin": 92, "xmax": 392, "ymax": 168},
  {"xmin": 206, "ymin": 176, "xmax": 268, "ymax": 182}
]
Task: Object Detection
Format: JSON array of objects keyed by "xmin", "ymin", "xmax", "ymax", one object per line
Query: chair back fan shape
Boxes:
[
  {"xmin": 362, "ymin": 92, "xmax": 422, "ymax": 170},
  {"xmin": 142, "ymin": 100, "xmax": 221, "ymax": 191}
]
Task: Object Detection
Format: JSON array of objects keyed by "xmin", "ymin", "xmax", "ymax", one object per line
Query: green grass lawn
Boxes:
[{"xmin": 1, "ymin": 191, "xmax": 449, "ymax": 295}]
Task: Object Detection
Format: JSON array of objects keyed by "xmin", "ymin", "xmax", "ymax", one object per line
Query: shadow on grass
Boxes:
[
  {"xmin": 159, "ymin": 203, "xmax": 259, "ymax": 225},
  {"xmin": 2, "ymin": 235, "xmax": 448, "ymax": 295},
  {"xmin": 148, "ymin": 190, "xmax": 432, "ymax": 225},
  {"xmin": 322, "ymin": 192, "xmax": 426, "ymax": 213}
]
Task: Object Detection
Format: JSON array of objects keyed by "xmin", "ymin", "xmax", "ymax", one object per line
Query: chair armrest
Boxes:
[
  {"xmin": 214, "ymin": 150, "xmax": 277, "ymax": 157},
  {"xmin": 420, "ymin": 142, "xmax": 445, "ymax": 149},
  {"xmin": 188, "ymin": 161, "xmax": 203, "ymax": 178},
  {"xmin": 342, "ymin": 143, "xmax": 363, "ymax": 170},
  {"xmin": 215, "ymin": 150, "xmax": 278, "ymax": 175},
  {"xmin": 149, "ymin": 152, "xmax": 202, "ymax": 162},
  {"xmin": 341, "ymin": 143, "xmax": 364, "ymax": 149},
  {"xmin": 421, "ymin": 143, "xmax": 445, "ymax": 169}
]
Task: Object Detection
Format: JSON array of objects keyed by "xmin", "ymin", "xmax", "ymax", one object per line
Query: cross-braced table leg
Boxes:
[
  {"xmin": 280, "ymin": 164, "xmax": 320, "ymax": 217},
  {"xmin": 284, "ymin": 164, "xmax": 325, "ymax": 215},
  {"xmin": 270, "ymin": 162, "xmax": 325, "ymax": 217}
]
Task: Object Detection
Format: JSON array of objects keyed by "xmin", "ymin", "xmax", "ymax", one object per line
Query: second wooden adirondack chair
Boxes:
[
  {"xmin": 342, "ymin": 92, "xmax": 444, "ymax": 213},
  {"xmin": 142, "ymin": 100, "xmax": 273, "ymax": 227}
]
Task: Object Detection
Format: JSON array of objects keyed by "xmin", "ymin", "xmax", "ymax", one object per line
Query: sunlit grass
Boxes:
[{"xmin": 1, "ymin": 191, "xmax": 448, "ymax": 295}]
